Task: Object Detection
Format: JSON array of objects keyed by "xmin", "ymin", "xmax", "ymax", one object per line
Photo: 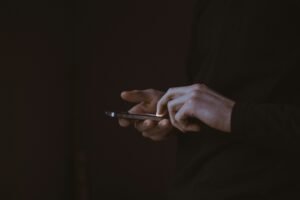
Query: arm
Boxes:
[
  {"xmin": 157, "ymin": 83, "xmax": 300, "ymax": 150},
  {"xmin": 232, "ymin": 103, "xmax": 300, "ymax": 150}
]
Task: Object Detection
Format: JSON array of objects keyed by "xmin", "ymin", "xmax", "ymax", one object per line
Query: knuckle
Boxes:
[
  {"xmin": 193, "ymin": 83, "xmax": 206, "ymax": 91},
  {"xmin": 167, "ymin": 87, "xmax": 174, "ymax": 94},
  {"xmin": 190, "ymin": 92, "xmax": 201, "ymax": 102},
  {"xmin": 190, "ymin": 91, "xmax": 199, "ymax": 97}
]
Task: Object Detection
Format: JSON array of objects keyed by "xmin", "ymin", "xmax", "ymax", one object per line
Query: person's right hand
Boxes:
[{"xmin": 119, "ymin": 89, "xmax": 173, "ymax": 141}]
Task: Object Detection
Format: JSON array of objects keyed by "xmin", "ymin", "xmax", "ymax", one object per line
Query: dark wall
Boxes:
[
  {"xmin": 86, "ymin": 1, "xmax": 193, "ymax": 200},
  {"xmin": 1, "ymin": 1, "xmax": 73, "ymax": 199},
  {"xmin": 0, "ymin": 0, "xmax": 193, "ymax": 199}
]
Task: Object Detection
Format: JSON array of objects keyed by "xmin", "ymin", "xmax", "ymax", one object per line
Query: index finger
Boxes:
[
  {"xmin": 156, "ymin": 86, "xmax": 188, "ymax": 116},
  {"xmin": 121, "ymin": 90, "xmax": 152, "ymax": 103}
]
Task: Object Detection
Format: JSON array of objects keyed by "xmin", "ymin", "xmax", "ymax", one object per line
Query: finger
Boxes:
[
  {"xmin": 118, "ymin": 118, "xmax": 131, "ymax": 127},
  {"xmin": 118, "ymin": 104, "xmax": 150, "ymax": 128},
  {"xmin": 166, "ymin": 95, "xmax": 191, "ymax": 131},
  {"xmin": 175, "ymin": 103, "xmax": 191, "ymax": 125},
  {"xmin": 175, "ymin": 103, "xmax": 201, "ymax": 132},
  {"xmin": 134, "ymin": 120, "xmax": 157, "ymax": 132},
  {"xmin": 157, "ymin": 119, "xmax": 173, "ymax": 134},
  {"xmin": 158, "ymin": 118, "xmax": 172, "ymax": 128},
  {"xmin": 142, "ymin": 119, "xmax": 173, "ymax": 139},
  {"xmin": 121, "ymin": 90, "xmax": 152, "ymax": 103},
  {"xmin": 145, "ymin": 119, "xmax": 172, "ymax": 136},
  {"xmin": 167, "ymin": 100, "xmax": 180, "ymax": 132},
  {"xmin": 156, "ymin": 89, "xmax": 179, "ymax": 116},
  {"xmin": 156, "ymin": 85, "xmax": 194, "ymax": 116}
]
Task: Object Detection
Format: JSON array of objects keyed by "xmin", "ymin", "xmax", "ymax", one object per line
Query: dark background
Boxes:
[{"xmin": 1, "ymin": 0, "xmax": 193, "ymax": 199}]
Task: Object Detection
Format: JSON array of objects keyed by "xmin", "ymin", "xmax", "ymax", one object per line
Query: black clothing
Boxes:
[{"xmin": 169, "ymin": 1, "xmax": 300, "ymax": 199}]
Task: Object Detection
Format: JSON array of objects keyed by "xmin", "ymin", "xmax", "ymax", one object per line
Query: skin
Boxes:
[
  {"xmin": 119, "ymin": 84, "xmax": 235, "ymax": 141},
  {"xmin": 119, "ymin": 89, "xmax": 173, "ymax": 141}
]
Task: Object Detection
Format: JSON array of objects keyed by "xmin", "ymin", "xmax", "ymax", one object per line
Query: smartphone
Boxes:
[{"xmin": 105, "ymin": 111, "xmax": 165, "ymax": 121}]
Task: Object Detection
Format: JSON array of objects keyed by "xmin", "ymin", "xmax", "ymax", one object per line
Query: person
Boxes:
[{"xmin": 118, "ymin": 0, "xmax": 300, "ymax": 199}]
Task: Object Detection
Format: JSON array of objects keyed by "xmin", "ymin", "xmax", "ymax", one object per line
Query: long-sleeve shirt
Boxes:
[{"xmin": 168, "ymin": 1, "xmax": 300, "ymax": 199}]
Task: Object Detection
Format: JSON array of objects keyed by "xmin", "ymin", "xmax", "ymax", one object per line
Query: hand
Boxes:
[
  {"xmin": 156, "ymin": 84, "xmax": 235, "ymax": 133},
  {"xmin": 119, "ymin": 89, "xmax": 173, "ymax": 141}
]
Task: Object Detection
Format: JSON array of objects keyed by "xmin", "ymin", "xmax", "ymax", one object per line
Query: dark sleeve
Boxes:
[
  {"xmin": 185, "ymin": 0, "xmax": 212, "ymax": 84},
  {"xmin": 231, "ymin": 103, "xmax": 300, "ymax": 150}
]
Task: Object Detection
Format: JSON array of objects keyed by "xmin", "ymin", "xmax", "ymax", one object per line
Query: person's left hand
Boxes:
[{"xmin": 156, "ymin": 84, "xmax": 235, "ymax": 133}]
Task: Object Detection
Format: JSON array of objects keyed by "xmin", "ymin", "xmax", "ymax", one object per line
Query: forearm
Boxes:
[{"xmin": 231, "ymin": 102, "xmax": 300, "ymax": 150}]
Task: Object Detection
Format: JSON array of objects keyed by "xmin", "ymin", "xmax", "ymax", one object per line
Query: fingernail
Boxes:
[
  {"xmin": 156, "ymin": 111, "xmax": 165, "ymax": 117},
  {"xmin": 156, "ymin": 111, "xmax": 162, "ymax": 117}
]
